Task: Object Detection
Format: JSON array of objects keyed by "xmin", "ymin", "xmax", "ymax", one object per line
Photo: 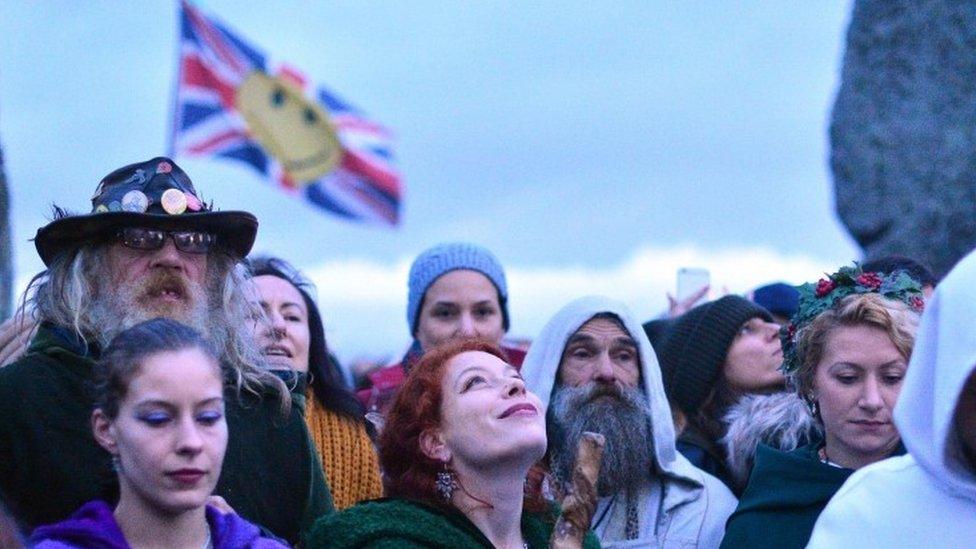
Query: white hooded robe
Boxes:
[{"xmin": 521, "ymin": 296, "xmax": 737, "ymax": 548}]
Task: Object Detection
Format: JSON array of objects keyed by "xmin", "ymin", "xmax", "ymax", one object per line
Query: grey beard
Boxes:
[
  {"xmin": 548, "ymin": 382, "xmax": 655, "ymax": 497},
  {"xmin": 88, "ymin": 273, "xmax": 212, "ymax": 350}
]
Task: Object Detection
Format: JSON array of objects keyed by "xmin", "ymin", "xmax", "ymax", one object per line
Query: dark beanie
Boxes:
[{"xmin": 643, "ymin": 295, "xmax": 773, "ymax": 415}]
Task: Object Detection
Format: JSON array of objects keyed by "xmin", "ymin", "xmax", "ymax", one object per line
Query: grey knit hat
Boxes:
[
  {"xmin": 406, "ymin": 242, "xmax": 509, "ymax": 335},
  {"xmin": 645, "ymin": 295, "xmax": 773, "ymax": 415}
]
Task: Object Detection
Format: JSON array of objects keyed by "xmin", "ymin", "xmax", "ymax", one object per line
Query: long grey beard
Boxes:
[
  {"xmin": 548, "ymin": 382, "xmax": 655, "ymax": 497},
  {"xmin": 88, "ymin": 272, "xmax": 212, "ymax": 349}
]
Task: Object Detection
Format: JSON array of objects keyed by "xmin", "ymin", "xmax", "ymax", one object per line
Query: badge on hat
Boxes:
[
  {"xmin": 161, "ymin": 188, "xmax": 188, "ymax": 215},
  {"xmin": 121, "ymin": 190, "xmax": 149, "ymax": 213}
]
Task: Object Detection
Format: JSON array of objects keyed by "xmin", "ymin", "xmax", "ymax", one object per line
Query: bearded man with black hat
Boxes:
[{"xmin": 0, "ymin": 158, "xmax": 332, "ymax": 542}]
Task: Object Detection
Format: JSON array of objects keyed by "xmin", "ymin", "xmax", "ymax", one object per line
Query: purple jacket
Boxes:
[{"xmin": 29, "ymin": 500, "xmax": 289, "ymax": 549}]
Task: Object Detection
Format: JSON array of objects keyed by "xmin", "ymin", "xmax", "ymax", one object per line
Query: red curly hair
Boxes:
[{"xmin": 380, "ymin": 337, "xmax": 547, "ymax": 513}]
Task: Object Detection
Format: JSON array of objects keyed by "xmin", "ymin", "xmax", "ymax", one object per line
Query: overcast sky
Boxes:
[{"xmin": 1, "ymin": 1, "xmax": 858, "ymax": 364}]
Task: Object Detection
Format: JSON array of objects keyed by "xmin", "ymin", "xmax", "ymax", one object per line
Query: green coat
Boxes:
[
  {"xmin": 0, "ymin": 323, "xmax": 333, "ymax": 544},
  {"xmin": 307, "ymin": 497, "xmax": 601, "ymax": 548},
  {"xmin": 719, "ymin": 443, "xmax": 851, "ymax": 549}
]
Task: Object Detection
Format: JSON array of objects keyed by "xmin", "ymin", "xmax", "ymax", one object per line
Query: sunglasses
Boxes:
[{"xmin": 116, "ymin": 227, "xmax": 216, "ymax": 254}]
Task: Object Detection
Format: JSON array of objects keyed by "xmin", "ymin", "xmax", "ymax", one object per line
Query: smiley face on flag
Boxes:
[
  {"xmin": 236, "ymin": 71, "xmax": 342, "ymax": 185},
  {"xmin": 175, "ymin": 0, "xmax": 402, "ymax": 225}
]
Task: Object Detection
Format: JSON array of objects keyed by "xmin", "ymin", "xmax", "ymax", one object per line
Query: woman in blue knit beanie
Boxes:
[{"xmin": 356, "ymin": 242, "xmax": 526, "ymax": 412}]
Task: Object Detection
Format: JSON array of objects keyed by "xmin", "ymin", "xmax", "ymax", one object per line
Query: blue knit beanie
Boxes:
[{"xmin": 407, "ymin": 242, "xmax": 509, "ymax": 335}]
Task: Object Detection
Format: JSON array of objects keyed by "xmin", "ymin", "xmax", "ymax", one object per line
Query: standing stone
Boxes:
[{"xmin": 831, "ymin": 0, "xmax": 976, "ymax": 278}]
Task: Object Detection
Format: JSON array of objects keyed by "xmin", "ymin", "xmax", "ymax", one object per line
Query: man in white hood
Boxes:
[
  {"xmin": 522, "ymin": 296, "xmax": 737, "ymax": 548},
  {"xmin": 808, "ymin": 249, "xmax": 976, "ymax": 548}
]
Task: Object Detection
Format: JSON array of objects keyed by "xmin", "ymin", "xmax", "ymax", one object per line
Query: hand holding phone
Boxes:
[{"xmin": 669, "ymin": 268, "xmax": 710, "ymax": 317}]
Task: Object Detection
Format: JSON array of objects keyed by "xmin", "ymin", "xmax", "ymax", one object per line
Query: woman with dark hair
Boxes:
[
  {"xmin": 30, "ymin": 318, "xmax": 287, "ymax": 548},
  {"xmin": 248, "ymin": 256, "xmax": 382, "ymax": 510},
  {"xmin": 721, "ymin": 266, "xmax": 922, "ymax": 548},
  {"xmin": 644, "ymin": 295, "xmax": 796, "ymax": 493},
  {"xmin": 308, "ymin": 337, "xmax": 597, "ymax": 548}
]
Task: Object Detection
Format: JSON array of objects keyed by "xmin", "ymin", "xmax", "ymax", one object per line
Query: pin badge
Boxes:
[
  {"xmin": 122, "ymin": 169, "xmax": 148, "ymax": 186},
  {"xmin": 185, "ymin": 192, "xmax": 202, "ymax": 211},
  {"xmin": 108, "ymin": 201, "xmax": 123, "ymax": 212},
  {"xmin": 121, "ymin": 190, "xmax": 149, "ymax": 213},
  {"xmin": 161, "ymin": 188, "xmax": 188, "ymax": 215},
  {"xmin": 95, "ymin": 204, "xmax": 109, "ymax": 213},
  {"xmin": 157, "ymin": 161, "xmax": 172, "ymax": 174}
]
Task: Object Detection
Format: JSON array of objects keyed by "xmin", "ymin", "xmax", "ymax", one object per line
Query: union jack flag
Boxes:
[{"xmin": 170, "ymin": 0, "xmax": 402, "ymax": 225}]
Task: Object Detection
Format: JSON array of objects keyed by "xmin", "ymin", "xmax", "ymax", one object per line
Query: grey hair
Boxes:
[{"xmin": 25, "ymin": 244, "xmax": 288, "ymax": 412}]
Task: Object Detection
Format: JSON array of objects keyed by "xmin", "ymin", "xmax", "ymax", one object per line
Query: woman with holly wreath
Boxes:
[{"xmin": 720, "ymin": 265, "xmax": 924, "ymax": 549}]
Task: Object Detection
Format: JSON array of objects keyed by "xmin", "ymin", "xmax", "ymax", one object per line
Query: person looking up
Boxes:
[
  {"xmin": 309, "ymin": 337, "xmax": 596, "ymax": 548},
  {"xmin": 644, "ymin": 295, "xmax": 789, "ymax": 492}
]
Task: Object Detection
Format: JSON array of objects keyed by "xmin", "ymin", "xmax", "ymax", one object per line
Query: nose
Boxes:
[
  {"xmin": 266, "ymin": 311, "xmax": 287, "ymax": 338},
  {"xmin": 149, "ymin": 238, "xmax": 184, "ymax": 271},
  {"xmin": 504, "ymin": 376, "xmax": 526, "ymax": 397},
  {"xmin": 175, "ymin": 417, "xmax": 204, "ymax": 456},
  {"xmin": 456, "ymin": 313, "xmax": 478, "ymax": 337},
  {"xmin": 858, "ymin": 376, "xmax": 885, "ymax": 413},
  {"xmin": 592, "ymin": 353, "xmax": 617, "ymax": 384}
]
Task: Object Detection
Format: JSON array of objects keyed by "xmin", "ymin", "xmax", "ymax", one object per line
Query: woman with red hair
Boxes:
[{"xmin": 308, "ymin": 337, "xmax": 597, "ymax": 548}]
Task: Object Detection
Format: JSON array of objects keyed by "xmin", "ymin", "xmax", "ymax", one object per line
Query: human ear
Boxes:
[
  {"xmin": 92, "ymin": 409, "xmax": 118, "ymax": 454},
  {"xmin": 419, "ymin": 428, "xmax": 450, "ymax": 463}
]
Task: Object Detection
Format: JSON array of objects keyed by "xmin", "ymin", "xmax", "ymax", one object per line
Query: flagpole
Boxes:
[
  {"xmin": 0, "ymin": 135, "xmax": 12, "ymax": 321},
  {"xmin": 165, "ymin": 0, "xmax": 187, "ymax": 157}
]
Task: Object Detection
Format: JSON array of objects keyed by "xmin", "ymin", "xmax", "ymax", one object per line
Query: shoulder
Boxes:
[
  {"xmin": 665, "ymin": 452, "xmax": 738, "ymax": 544},
  {"xmin": 807, "ymin": 456, "xmax": 923, "ymax": 548},
  {"xmin": 814, "ymin": 455, "xmax": 918, "ymax": 522},
  {"xmin": 308, "ymin": 499, "xmax": 480, "ymax": 548}
]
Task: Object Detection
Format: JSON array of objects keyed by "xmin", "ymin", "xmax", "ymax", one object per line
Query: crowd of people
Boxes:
[{"xmin": 0, "ymin": 156, "xmax": 974, "ymax": 548}]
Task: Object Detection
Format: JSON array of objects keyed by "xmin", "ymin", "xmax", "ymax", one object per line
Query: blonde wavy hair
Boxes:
[{"xmin": 791, "ymin": 293, "xmax": 919, "ymax": 400}]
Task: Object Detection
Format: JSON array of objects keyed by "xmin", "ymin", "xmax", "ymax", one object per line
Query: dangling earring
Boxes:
[{"xmin": 435, "ymin": 462, "xmax": 458, "ymax": 503}]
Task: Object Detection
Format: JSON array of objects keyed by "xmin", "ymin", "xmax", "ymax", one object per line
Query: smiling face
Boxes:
[
  {"xmin": 558, "ymin": 316, "xmax": 641, "ymax": 389},
  {"xmin": 249, "ymin": 275, "xmax": 311, "ymax": 372},
  {"xmin": 814, "ymin": 324, "xmax": 907, "ymax": 469},
  {"xmin": 236, "ymin": 72, "xmax": 341, "ymax": 184},
  {"xmin": 426, "ymin": 351, "xmax": 546, "ymax": 470},
  {"xmin": 414, "ymin": 270, "xmax": 505, "ymax": 351},
  {"xmin": 723, "ymin": 316, "xmax": 786, "ymax": 392},
  {"xmin": 93, "ymin": 347, "xmax": 227, "ymax": 516},
  {"xmin": 104, "ymin": 237, "xmax": 209, "ymax": 325}
]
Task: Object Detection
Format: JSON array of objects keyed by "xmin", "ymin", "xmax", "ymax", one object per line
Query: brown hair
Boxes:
[
  {"xmin": 792, "ymin": 293, "xmax": 919, "ymax": 399},
  {"xmin": 380, "ymin": 337, "xmax": 546, "ymax": 513}
]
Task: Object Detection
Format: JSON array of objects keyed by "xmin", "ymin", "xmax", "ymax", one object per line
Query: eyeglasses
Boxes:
[{"xmin": 116, "ymin": 227, "xmax": 216, "ymax": 254}]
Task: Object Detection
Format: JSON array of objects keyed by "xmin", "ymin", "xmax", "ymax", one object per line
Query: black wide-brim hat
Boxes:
[{"xmin": 34, "ymin": 157, "xmax": 258, "ymax": 266}]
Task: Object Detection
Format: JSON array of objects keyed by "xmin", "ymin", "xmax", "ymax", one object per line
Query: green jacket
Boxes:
[
  {"xmin": 0, "ymin": 323, "xmax": 333, "ymax": 544},
  {"xmin": 719, "ymin": 443, "xmax": 851, "ymax": 549},
  {"xmin": 307, "ymin": 497, "xmax": 601, "ymax": 548}
]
